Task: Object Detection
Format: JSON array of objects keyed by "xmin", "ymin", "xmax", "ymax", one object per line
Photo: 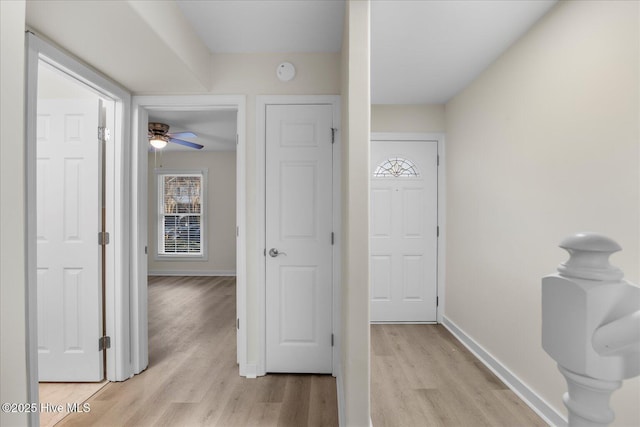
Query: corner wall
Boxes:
[
  {"xmin": 340, "ymin": 1, "xmax": 371, "ymax": 425},
  {"xmin": 444, "ymin": 1, "xmax": 639, "ymax": 425},
  {"xmin": 1, "ymin": 1, "xmax": 29, "ymax": 426}
]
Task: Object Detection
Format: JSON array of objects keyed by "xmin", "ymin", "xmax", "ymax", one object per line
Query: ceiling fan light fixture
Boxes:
[{"xmin": 150, "ymin": 136, "xmax": 167, "ymax": 149}]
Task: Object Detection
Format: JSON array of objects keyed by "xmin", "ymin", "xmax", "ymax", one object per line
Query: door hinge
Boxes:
[
  {"xmin": 98, "ymin": 231, "xmax": 110, "ymax": 245},
  {"xmin": 144, "ymin": 245, "xmax": 148, "ymax": 255},
  {"xmin": 331, "ymin": 232, "xmax": 334, "ymax": 245},
  {"xmin": 331, "ymin": 128, "xmax": 336, "ymax": 144},
  {"xmin": 331, "ymin": 333, "xmax": 334, "ymax": 347},
  {"xmin": 437, "ymin": 155, "xmax": 440, "ymax": 166},
  {"xmin": 437, "ymin": 296, "xmax": 439, "ymax": 307},
  {"xmin": 436, "ymin": 226, "xmax": 439, "ymax": 238},
  {"xmin": 98, "ymin": 126, "xmax": 110, "ymax": 143},
  {"xmin": 237, "ymin": 226, "xmax": 239, "ymax": 237},
  {"xmin": 237, "ymin": 318, "xmax": 239, "ymax": 330},
  {"xmin": 236, "ymin": 134, "xmax": 239, "ymax": 145},
  {"xmin": 264, "ymin": 248, "xmax": 266, "ymax": 256},
  {"xmin": 98, "ymin": 336, "xmax": 111, "ymax": 351}
]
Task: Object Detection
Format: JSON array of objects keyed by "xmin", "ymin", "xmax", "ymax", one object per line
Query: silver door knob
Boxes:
[{"xmin": 269, "ymin": 248, "xmax": 287, "ymax": 257}]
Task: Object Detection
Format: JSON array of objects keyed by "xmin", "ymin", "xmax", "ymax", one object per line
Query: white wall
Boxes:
[
  {"xmin": 341, "ymin": 1, "xmax": 371, "ymax": 425},
  {"xmin": 148, "ymin": 151, "xmax": 237, "ymax": 275},
  {"xmin": 0, "ymin": 1, "xmax": 29, "ymax": 426},
  {"xmin": 371, "ymin": 104, "xmax": 445, "ymax": 133},
  {"xmin": 445, "ymin": 1, "xmax": 639, "ymax": 425}
]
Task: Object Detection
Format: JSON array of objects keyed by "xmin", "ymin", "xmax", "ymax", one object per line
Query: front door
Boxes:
[
  {"xmin": 265, "ymin": 104, "xmax": 334, "ymax": 373},
  {"xmin": 370, "ymin": 140, "xmax": 438, "ymax": 322},
  {"xmin": 37, "ymin": 99, "xmax": 104, "ymax": 381}
]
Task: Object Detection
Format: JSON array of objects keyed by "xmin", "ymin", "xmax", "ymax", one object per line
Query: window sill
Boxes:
[{"xmin": 154, "ymin": 254, "xmax": 208, "ymax": 262}]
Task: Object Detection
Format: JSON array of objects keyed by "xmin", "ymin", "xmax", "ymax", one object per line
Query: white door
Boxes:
[
  {"xmin": 370, "ymin": 140, "xmax": 438, "ymax": 322},
  {"xmin": 37, "ymin": 99, "xmax": 104, "ymax": 381},
  {"xmin": 265, "ymin": 104, "xmax": 334, "ymax": 373}
]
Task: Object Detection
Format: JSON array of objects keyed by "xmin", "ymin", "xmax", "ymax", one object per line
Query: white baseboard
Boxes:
[
  {"xmin": 442, "ymin": 316, "xmax": 567, "ymax": 427},
  {"xmin": 241, "ymin": 363, "xmax": 257, "ymax": 379},
  {"xmin": 148, "ymin": 270, "xmax": 236, "ymax": 277}
]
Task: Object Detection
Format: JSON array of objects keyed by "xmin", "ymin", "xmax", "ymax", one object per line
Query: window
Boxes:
[
  {"xmin": 373, "ymin": 157, "xmax": 420, "ymax": 178},
  {"xmin": 157, "ymin": 171, "xmax": 206, "ymax": 258}
]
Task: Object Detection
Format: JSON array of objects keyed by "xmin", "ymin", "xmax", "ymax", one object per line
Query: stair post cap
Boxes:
[{"xmin": 558, "ymin": 232, "xmax": 623, "ymax": 281}]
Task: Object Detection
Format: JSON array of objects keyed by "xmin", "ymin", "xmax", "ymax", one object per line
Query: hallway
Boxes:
[{"xmin": 56, "ymin": 276, "xmax": 338, "ymax": 426}]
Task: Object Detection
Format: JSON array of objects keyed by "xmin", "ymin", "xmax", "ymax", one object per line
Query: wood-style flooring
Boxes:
[
  {"xmin": 39, "ymin": 381, "xmax": 107, "ymax": 427},
  {"xmin": 371, "ymin": 324, "xmax": 547, "ymax": 427},
  {"xmin": 56, "ymin": 276, "xmax": 338, "ymax": 427},
  {"xmin": 53, "ymin": 275, "xmax": 544, "ymax": 426}
]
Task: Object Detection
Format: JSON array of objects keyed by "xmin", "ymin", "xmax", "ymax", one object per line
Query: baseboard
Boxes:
[
  {"xmin": 335, "ymin": 362, "xmax": 346, "ymax": 427},
  {"xmin": 242, "ymin": 363, "xmax": 258, "ymax": 379},
  {"xmin": 148, "ymin": 270, "xmax": 236, "ymax": 277},
  {"xmin": 442, "ymin": 316, "xmax": 567, "ymax": 427}
]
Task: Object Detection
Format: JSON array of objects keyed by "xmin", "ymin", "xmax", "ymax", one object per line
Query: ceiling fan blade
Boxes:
[
  {"xmin": 168, "ymin": 131, "xmax": 197, "ymax": 139},
  {"xmin": 169, "ymin": 137, "xmax": 204, "ymax": 149}
]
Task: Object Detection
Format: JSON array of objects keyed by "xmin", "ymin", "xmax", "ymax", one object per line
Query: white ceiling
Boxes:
[
  {"xmin": 26, "ymin": 0, "xmax": 559, "ymax": 150},
  {"xmin": 177, "ymin": 0, "xmax": 558, "ymax": 104},
  {"xmin": 176, "ymin": 0, "xmax": 345, "ymax": 53},
  {"xmin": 370, "ymin": 0, "xmax": 557, "ymax": 104}
]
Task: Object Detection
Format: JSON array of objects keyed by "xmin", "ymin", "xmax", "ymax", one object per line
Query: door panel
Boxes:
[
  {"xmin": 266, "ymin": 104, "xmax": 333, "ymax": 373},
  {"xmin": 370, "ymin": 140, "xmax": 438, "ymax": 322},
  {"xmin": 37, "ymin": 99, "xmax": 103, "ymax": 381}
]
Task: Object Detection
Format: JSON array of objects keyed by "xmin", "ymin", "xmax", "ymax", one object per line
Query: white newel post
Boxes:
[{"xmin": 542, "ymin": 233, "xmax": 640, "ymax": 427}]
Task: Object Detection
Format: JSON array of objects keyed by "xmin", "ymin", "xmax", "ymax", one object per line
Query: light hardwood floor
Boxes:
[
  {"xmin": 39, "ymin": 381, "xmax": 107, "ymax": 427},
  {"xmin": 371, "ymin": 324, "xmax": 547, "ymax": 427},
  {"xmin": 53, "ymin": 275, "xmax": 544, "ymax": 426},
  {"xmin": 56, "ymin": 276, "xmax": 338, "ymax": 427}
]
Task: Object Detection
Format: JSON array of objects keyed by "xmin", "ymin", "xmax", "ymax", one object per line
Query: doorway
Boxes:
[
  {"xmin": 370, "ymin": 138, "xmax": 438, "ymax": 322},
  {"xmin": 265, "ymin": 104, "xmax": 334, "ymax": 373},
  {"xmin": 369, "ymin": 133, "xmax": 446, "ymax": 323},
  {"xmin": 36, "ymin": 63, "xmax": 107, "ymax": 381},
  {"xmin": 131, "ymin": 95, "xmax": 247, "ymax": 376},
  {"xmin": 26, "ymin": 33, "xmax": 130, "ymax": 426},
  {"xmin": 256, "ymin": 96, "xmax": 341, "ymax": 377}
]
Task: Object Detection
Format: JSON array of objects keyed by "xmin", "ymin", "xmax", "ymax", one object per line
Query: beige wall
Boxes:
[
  {"xmin": 445, "ymin": 1, "xmax": 639, "ymax": 425},
  {"xmin": 341, "ymin": 1, "xmax": 371, "ymax": 425},
  {"xmin": 147, "ymin": 151, "xmax": 236, "ymax": 275},
  {"xmin": 371, "ymin": 104, "xmax": 445, "ymax": 133},
  {"xmin": 0, "ymin": 1, "xmax": 29, "ymax": 426}
]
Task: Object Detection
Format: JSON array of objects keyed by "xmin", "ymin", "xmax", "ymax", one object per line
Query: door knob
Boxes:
[{"xmin": 269, "ymin": 248, "xmax": 287, "ymax": 257}]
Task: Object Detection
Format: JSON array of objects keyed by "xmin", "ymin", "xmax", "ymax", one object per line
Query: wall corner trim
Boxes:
[
  {"xmin": 442, "ymin": 317, "xmax": 567, "ymax": 427},
  {"xmin": 335, "ymin": 361, "xmax": 346, "ymax": 427},
  {"xmin": 242, "ymin": 364, "xmax": 258, "ymax": 379}
]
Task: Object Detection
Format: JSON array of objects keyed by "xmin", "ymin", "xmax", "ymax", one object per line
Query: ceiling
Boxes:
[
  {"xmin": 176, "ymin": 0, "xmax": 345, "ymax": 53},
  {"xmin": 26, "ymin": 0, "xmax": 558, "ymax": 151},
  {"xmin": 177, "ymin": 0, "xmax": 557, "ymax": 104},
  {"xmin": 370, "ymin": 0, "xmax": 557, "ymax": 104},
  {"xmin": 148, "ymin": 109, "xmax": 238, "ymax": 152}
]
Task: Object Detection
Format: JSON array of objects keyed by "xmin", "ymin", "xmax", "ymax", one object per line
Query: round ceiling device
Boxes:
[{"xmin": 277, "ymin": 62, "xmax": 296, "ymax": 82}]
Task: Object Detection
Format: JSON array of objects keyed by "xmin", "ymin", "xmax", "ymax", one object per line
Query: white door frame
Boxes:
[
  {"xmin": 25, "ymin": 32, "xmax": 131, "ymax": 425},
  {"xmin": 131, "ymin": 95, "xmax": 247, "ymax": 375},
  {"xmin": 370, "ymin": 133, "xmax": 446, "ymax": 323},
  {"xmin": 256, "ymin": 95, "xmax": 341, "ymax": 377}
]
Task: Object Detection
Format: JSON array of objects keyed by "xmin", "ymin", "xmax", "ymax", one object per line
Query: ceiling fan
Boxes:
[{"xmin": 148, "ymin": 122, "xmax": 203, "ymax": 150}]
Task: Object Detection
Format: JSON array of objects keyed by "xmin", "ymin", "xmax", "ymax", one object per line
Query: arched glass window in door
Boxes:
[{"xmin": 373, "ymin": 157, "xmax": 420, "ymax": 177}]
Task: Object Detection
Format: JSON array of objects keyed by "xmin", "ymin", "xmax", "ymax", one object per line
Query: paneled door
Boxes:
[
  {"xmin": 265, "ymin": 104, "xmax": 334, "ymax": 373},
  {"xmin": 37, "ymin": 99, "xmax": 104, "ymax": 381},
  {"xmin": 370, "ymin": 140, "xmax": 438, "ymax": 322}
]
